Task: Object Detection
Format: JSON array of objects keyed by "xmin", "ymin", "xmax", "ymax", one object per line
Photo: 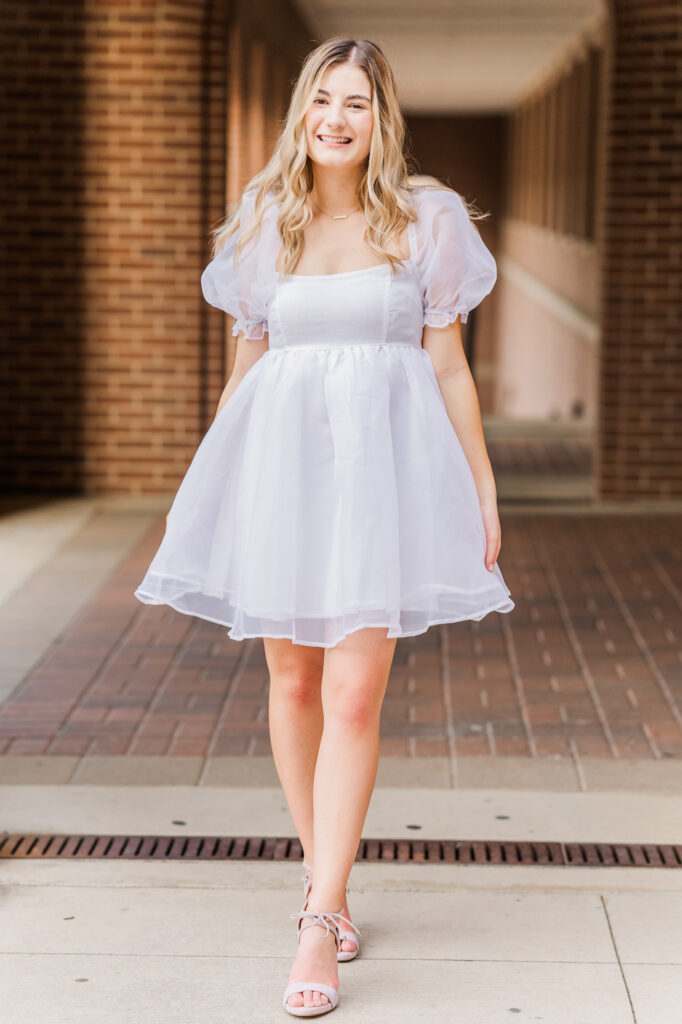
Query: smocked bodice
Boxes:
[{"xmin": 268, "ymin": 259, "xmax": 425, "ymax": 351}]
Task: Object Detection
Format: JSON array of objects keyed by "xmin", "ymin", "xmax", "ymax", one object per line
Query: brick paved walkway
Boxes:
[
  {"xmin": 0, "ymin": 512, "xmax": 680, "ymax": 760},
  {"xmin": 486, "ymin": 436, "xmax": 592, "ymax": 477}
]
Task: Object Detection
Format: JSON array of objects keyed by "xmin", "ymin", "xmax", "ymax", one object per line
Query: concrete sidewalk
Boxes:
[{"xmin": 2, "ymin": 784, "xmax": 682, "ymax": 1023}]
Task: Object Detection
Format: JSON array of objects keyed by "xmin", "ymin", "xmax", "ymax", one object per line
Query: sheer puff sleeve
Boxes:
[
  {"xmin": 200, "ymin": 187, "xmax": 279, "ymax": 340},
  {"xmin": 412, "ymin": 187, "xmax": 497, "ymax": 328}
]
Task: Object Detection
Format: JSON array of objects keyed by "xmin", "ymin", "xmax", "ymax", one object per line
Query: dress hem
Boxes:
[
  {"xmin": 135, "ymin": 571, "xmax": 509, "ymax": 614},
  {"xmin": 134, "ymin": 588, "xmax": 515, "ymax": 648}
]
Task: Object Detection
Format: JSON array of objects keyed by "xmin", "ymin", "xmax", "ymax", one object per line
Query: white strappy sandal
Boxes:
[
  {"xmin": 282, "ymin": 907, "xmax": 344, "ymax": 1017},
  {"xmin": 299, "ymin": 861, "xmax": 363, "ymax": 962}
]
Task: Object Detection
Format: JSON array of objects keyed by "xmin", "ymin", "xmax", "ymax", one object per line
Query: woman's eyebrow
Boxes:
[{"xmin": 316, "ymin": 88, "xmax": 370, "ymax": 102}]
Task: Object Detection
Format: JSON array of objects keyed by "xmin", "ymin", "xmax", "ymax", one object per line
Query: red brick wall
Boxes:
[
  {"xmin": 597, "ymin": 0, "xmax": 682, "ymax": 499},
  {"xmin": 7, "ymin": 4, "xmax": 678, "ymax": 500},
  {"xmin": 0, "ymin": 0, "xmax": 311, "ymax": 495},
  {"xmin": 0, "ymin": 2, "xmax": 88, "ymax": 494}
]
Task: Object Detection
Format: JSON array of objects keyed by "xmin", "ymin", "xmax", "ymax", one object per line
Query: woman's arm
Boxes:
[
  {"xmin": 213, "ymin": 331, "xmax": 269, "ymax": 420},
  {"xmin": 422, "ymin": 319, "xmax": 501, "ymax": 572}
]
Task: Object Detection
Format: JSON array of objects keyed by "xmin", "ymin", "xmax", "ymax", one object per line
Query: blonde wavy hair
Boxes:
[{"xmin": 208, "ymin": 37, "xmax": 489, "ymax": 273}]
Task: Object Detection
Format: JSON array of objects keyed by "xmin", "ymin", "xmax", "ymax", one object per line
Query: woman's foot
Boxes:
[
  {"xmin": 301, "ymin": 864, "xmax": 357, "ymax": 958},
  {"xmin": 286, "ymin": 912, "xmax": 340, "ymax": 1011},
  {"xmin": 337, "ymin": 897, "xmax": 358, "ymax": 956}
]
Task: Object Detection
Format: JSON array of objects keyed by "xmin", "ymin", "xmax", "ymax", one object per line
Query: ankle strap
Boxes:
[
  {"xmin": 289, "ymin": 908, "xmax": 345, "ymax": 947},
  {"xmin": 346, "ymin": 870, "xmax": 365, "ymax": 896}
]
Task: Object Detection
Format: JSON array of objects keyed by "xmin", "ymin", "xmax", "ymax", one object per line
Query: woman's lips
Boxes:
[{"xmin": 317, "ymin": 135, "xmax": 352, "ymax": 145}]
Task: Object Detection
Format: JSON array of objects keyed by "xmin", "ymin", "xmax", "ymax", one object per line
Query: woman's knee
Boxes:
[
  {"xmin": 272, "ymin": 670, "xmax": 323, "ymax": 706},
  {"xmin": 264, "ymin": 638, "xmax": 324, "ymax": 705},
  {"xmin": 321, "ymin": 629, "xmax": 395, "ymax": 731},
  {"xmin": 324, "ymin": 677, "xmax": 386, "ymax": 731}
]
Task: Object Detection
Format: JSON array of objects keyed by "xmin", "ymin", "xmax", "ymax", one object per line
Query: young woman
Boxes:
[{"xmin": 135, "ymin": 36, "xmax": 514, "ymax": 1018}]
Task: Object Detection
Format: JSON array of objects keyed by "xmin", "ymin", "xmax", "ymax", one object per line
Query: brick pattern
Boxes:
[
  {"xmin": 3, "ymin": 4, "xmax": 680, "ymax": 502},
  {"xmin": 485, "ymin": 437, "xmax": 592, "ymax": 477},
  {"xmin": 0, "ymin": 512, "xmax": 680, "ymax": 759},
  {"xmin": 0, "ymin": 0, "xmax": 311, "ymax": 495},
  {"xmin": 597, "ymin": 0, "xmax": 682, "ymax": 499}
]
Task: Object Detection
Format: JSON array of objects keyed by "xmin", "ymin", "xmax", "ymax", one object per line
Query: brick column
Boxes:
[
  {"xmin": 598, "ymin": 0, "xmax": 682, "ymax": 499},
  {"xmin": 226, "ymin": 19, "xmax": 247, "ymax": 210},
  {"xmin": 1, "ymin": 0, "xmax": 311, "ymax": 495}
]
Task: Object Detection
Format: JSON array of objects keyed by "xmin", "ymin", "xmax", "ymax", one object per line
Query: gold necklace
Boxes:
[{"xmin": 311, "ymin": 196, "xmax": 362, "ymax": 220}]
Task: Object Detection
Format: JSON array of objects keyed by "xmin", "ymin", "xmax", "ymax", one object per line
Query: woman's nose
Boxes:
[{"xmin": 325, "ymin": 108, "xmax": 345, "ymax": 129}]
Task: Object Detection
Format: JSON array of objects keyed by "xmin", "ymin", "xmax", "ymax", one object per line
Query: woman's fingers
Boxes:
[
  {"xmin": 479, "ymin": 500, "xmax": 501, "ymax": 572},
  {"xmin": 485, "ymin": 531, "xmax": 499, "ymax": 571}
]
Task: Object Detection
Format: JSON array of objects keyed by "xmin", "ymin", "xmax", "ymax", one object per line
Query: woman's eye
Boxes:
[{"xmin": 313, "ymin": 98, "xmax": 364, "ymax": 109}]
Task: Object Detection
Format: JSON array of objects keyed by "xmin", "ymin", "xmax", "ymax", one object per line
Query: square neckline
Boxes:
[
  {"xmin": 279, "ymin": 262, "xmax": 394, "ymax": 281},
  {"xmin": 275, "ymin": 206, "xmax": 416, "ymax": 280}
]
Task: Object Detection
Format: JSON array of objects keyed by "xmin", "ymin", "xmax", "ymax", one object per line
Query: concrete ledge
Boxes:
[
  {"xmin": 71, "ymin": 757, "xmax": 205, "ymax": 786},
  {"xmin": 2, "ymin": 755, "xmax": 682, "ymax": 793},
  {"xmin": 581, "ymin": 759, "xmax": 682, "ymax": 792},
  {"xmin": 456, "ymin": 756, "xmax": 581, "ymax": 790},
  {"xmin": 2, "ymin": 785, "xmax": 681, "ymax": 845},
  {"xmin": 0, "ymin": 757, "xmax": 82, "ymax": 785}
]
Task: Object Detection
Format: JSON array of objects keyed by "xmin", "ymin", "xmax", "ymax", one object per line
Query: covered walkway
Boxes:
[{"xmin": 2, "ymin": 0, "xmax": 682, "ymax": 1020}]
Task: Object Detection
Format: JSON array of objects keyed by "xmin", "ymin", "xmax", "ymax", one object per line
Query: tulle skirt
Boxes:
[{"xmin": 134, "ymin": 342, "xmax": 514, "ymax": 647}]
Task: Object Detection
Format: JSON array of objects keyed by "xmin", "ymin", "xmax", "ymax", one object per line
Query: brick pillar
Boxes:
[
  {"xmin": 598, "ymin": 1, "xmax": 682, "ymax": 499},
  {"xmin": 1, "ymin": 0, "xmax": 312, "ymax": 495},
  {"xmin": 268, "ymin": 52, "xmax": 289, "ymax": 157},
  {"xmin": 0, "ymin": 0, "xmax": 229, "ymax": 493},
  {"xmin": 226, "ymin": 19, "xmax": 246, "ymax": 210},
  {"xmin": 246, "ymin": 36, "xmax": 268, "ymax": 183}
]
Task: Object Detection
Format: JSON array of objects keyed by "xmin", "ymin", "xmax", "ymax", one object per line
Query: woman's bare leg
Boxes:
[
  {"xmin": 283, "ymin": 626, "xmax": 397, "ymax": 1010},
  {"xmin": 263, "ymin": 636, "xmax": 325, "ymax": 866}
]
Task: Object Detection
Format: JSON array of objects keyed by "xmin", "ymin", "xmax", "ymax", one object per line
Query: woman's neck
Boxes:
[{"xmin": 310, "ymin": 167, "xmax": 364, "ymax": 216}]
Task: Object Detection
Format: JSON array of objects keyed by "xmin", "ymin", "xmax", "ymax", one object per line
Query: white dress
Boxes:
[{"xmin": 134, "ymin": 185, "xmax": 515, "ymax": 647}]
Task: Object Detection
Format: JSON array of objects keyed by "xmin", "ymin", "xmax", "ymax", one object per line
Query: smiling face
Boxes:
[{"xmin": 305, "ymin": 62, "xmax": 374, "ymax": 170}]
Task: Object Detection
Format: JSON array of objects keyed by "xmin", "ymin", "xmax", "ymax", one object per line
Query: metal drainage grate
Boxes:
[{"xmin": 1, "ymin": 833, "xmax": 681, "ymax": 867}]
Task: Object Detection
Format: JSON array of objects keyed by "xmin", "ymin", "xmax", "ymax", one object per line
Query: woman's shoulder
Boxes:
[
  {"xmin": 243, "ymin": 186, "xmax": 281, "ymax": 211},
  {"xmin": 237, "ymin": 186, "xmax": 279, "ymax": 221},
  {"xmin": 230, "ymin": 187, "xmax": 281, "ymax": 260},
  {"xmin": 407, "ymin": 185, "xmax": 473, "ymax": 268},
  {"xmin": 408, "ymin": 183, "xmax": 468, "ymax": 223}
]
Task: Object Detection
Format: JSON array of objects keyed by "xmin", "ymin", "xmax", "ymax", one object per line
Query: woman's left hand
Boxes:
[{"xmin": 479, "ymin": 494, "xmax": 501, "ymax": 572}]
